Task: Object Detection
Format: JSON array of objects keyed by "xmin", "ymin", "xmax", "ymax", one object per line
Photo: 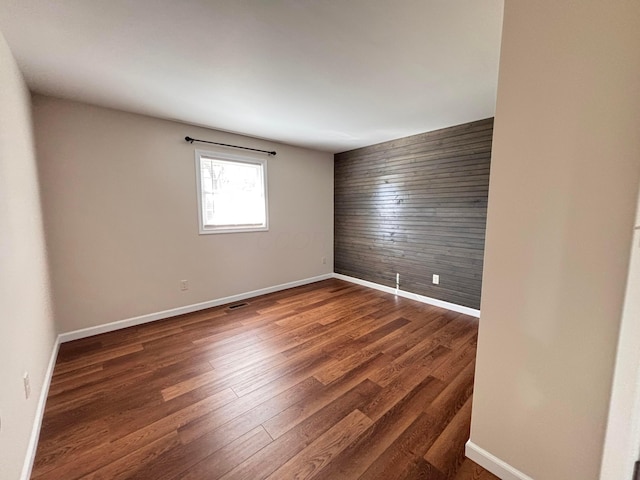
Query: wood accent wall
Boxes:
[{"xmin": 334, "ymin": 118, "xmax": 493, "ymax": 309}]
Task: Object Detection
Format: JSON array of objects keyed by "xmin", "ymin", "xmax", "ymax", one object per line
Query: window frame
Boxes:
[{"xmin": 194, "ymin": 148, "xmax": 269, "ymax": 235}]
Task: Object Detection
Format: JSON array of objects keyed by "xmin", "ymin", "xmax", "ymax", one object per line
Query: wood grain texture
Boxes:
[
  {"xmin": 334, "ymin": 118, "xmax": 493, "ymax": 309},
  {"xmin": 32, "ymin": 279, "xmax": 498, "ymax": 479}
]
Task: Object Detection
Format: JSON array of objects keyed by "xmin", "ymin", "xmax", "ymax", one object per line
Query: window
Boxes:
[{"xmin": 195, "ymin": 149, "xmax": 268, "ymax": 234}]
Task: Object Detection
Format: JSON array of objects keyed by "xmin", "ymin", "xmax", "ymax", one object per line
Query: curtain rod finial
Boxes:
[{"xmin": 185, "ymin": 136, "xmax": 194, "ymax": 143}]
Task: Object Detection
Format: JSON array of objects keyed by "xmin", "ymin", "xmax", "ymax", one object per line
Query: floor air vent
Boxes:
[{"xmin": 227, "ymin": 302, "xmax": 249, "ymax": 310}]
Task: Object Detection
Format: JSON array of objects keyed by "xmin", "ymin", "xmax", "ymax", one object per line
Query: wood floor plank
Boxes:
[
  {"xmin": 404, "ymin": 458, "xmax": 449, "ymax": 480},
  {"xmin": 218, "ymin": 380, "xmax": 380, "ymax": 480},
  {"xmin": 264, "ymin": 352, "xmax": 389, "ymax": 439},
  {"xmin": 230, "ymin": 349, "xmax": 334, "ymax": 398},
  {"xmin": 33, "ymin": 388, "xmax": 238, "ymax": 479},
  {"xmin": 53, "ymin": 343, "xmax": 144, "ymax": 376},
  {"xmin": 179, "ymin": 426, "xmax": 273, "ymax": 480},
  {"xmin": 78, "ymin": 432, "xmax": 181, "ymax": 480},
  {"xmin": 424, "ymin": 396, "xmax": 474, "ymax": 476},
  {"xmin": 41, "ymin": 357, "xmax": 219, "ymax": 445},
  {"xmin": 122, "ymin": 380, "xmax": 324, "ymax": 480},
  {"xmin": 430, "ymin": 333, "xmax": 477, "ymax": 382},
  {"xmin": 167, "ymin": 380, "xmax": 319, "ymax": 477},
  {"xmin": 454, "ymin": 459, "xmax": 501, "ymax": 480},
  {"xmin": 278, "ymin": 313, "xmax": 385, "ymax": 359},
  {"xmin": 31, "ymin": 279, "xmax": 496, "ymax": 480},
  {"xmin": 380, "ymin": 311, "xmax": 453, "ymax": 359},
  {"xmin": 369, "ymin": 341, "xmax": 451, "ymax": 388},
  {"xmin": 318, "ymin": 375, "xmax": 447, "ymax": 479},
  {"xmin": 178, "ymin": 376, "xmax": 324, "ymax": 444},
  {"xmin": 313, "ymin": 348, "xmax": 380, "ymax": 385},
  {"xmin": 266, "ymin": 409, "xmax": 372, "ymax": 480},
  {"xmin": 326, "ymin": 316, "xmax": 411, "ymax": 360},
  {"xmin": 358, "ymin": 362, "xmax": 476, "ymax": 480}
]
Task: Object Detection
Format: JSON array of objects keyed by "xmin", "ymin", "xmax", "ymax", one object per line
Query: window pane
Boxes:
[{"xmin": 199, "ymin": 156, "xmax": 266, "ymax": 230}]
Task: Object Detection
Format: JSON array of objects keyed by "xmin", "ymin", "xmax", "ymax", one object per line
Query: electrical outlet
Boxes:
[
  {"xmin": 396, "ymin": 273, "xmax": 400, "ymax": 288},
  {"xmin": 432, "ymin": 274, "xmax": 440, "ymax": 285},
  {"xmin": 180, "ymin": 280, "xmax": 188, "ymax": 291},
  {"xmin": 322, "ymin": 257, "xmax": 326, "ymax": 265},
  {"xmin": 23, "ymin": 372, "xmax": 31, "ymax": 399}
]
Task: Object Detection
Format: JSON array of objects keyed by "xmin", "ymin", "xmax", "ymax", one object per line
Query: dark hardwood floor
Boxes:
[{"xmin": 32, "ymin": 279, "xmax": 499, "ymax": 480}]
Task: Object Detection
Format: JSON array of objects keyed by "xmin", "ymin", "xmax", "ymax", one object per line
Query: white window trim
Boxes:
[{"xmin": 194, "ymin": 148, "xmax": 269, "ymax": 235}]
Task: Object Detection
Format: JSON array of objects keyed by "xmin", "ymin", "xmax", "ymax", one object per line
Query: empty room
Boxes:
[{"xmin": 1, "ymin": 1, "xmax": 639, "ymax": 480}]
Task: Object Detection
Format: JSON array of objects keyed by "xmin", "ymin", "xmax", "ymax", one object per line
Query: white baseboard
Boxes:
[
  {"xmin": 332, "ymin": 273, "xmax": 480, "ymax": 318},
  {"xmin": 20, "ymin": 335, "xmax": 60, "ymax": 480},
  {"xmin": 59, "ymin": 273, "xmax": 334, "ymax": 343},
  {"xmin": 465, "ymin": 441, "xmax": 534, "ymax": 480}
]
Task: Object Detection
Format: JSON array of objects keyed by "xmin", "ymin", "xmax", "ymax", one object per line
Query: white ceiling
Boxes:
[{"xmin": 0, "ymin": 0, "xmax": 504, "ymax": 153}]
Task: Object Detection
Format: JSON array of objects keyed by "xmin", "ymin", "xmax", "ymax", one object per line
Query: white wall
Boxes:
[
  {"xmin": 469, "ymin": 1, "xmax": 640, "ymax": 479},
  {"xmin": 0, "ymin": 33, "xmax": 57, "ymax": 480},
  {"xmin": 33, "ymin": 96, "xmax": 334, "ymax": 333}
]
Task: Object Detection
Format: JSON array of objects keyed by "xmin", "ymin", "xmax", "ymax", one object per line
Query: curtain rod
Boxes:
[{"xmin": 185, "ymin": 136, "xmax": 276, "ymax": 156}]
